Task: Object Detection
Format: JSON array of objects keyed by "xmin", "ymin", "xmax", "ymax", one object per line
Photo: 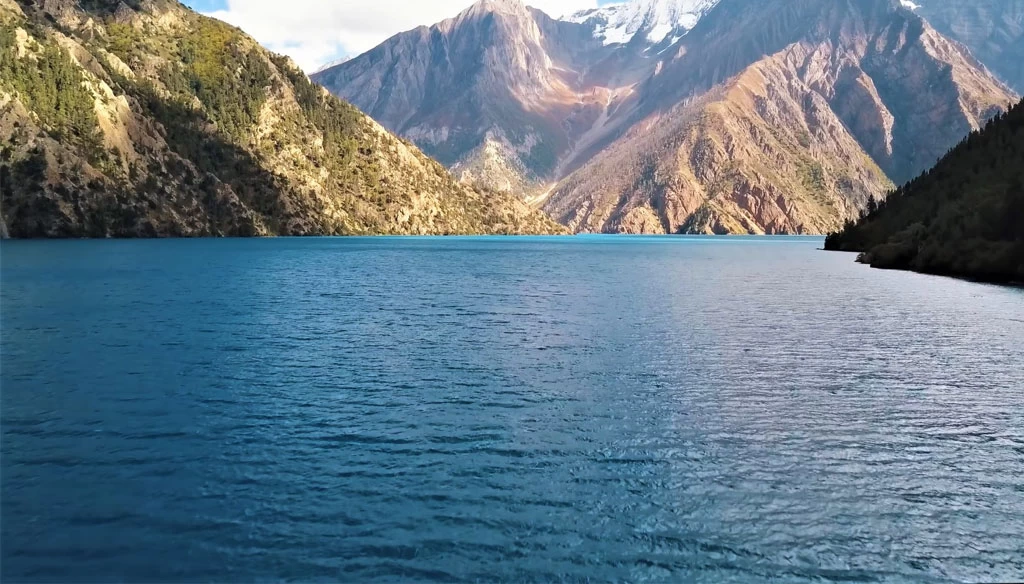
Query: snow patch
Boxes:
[
  {"xmin": 564, "ymin": 0, "xmax": 720, "ymax": 46},
  {"xmin": 313, "ymin": 56, "xmax": 350, "ymax": 74}
]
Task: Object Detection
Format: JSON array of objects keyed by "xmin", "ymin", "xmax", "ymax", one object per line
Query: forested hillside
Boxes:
[
  {"xmin": 0, "ymin": 0, "xmax": 563, "ymax": 237},
  {"xmin": 825, "ymin": 99, "xmax": 1024, "ymax": 284}
]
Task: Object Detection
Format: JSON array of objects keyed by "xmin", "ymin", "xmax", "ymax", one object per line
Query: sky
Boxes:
[{"xmin": 182, "ymin": 0, "xmax": 615, "ymax": 72}]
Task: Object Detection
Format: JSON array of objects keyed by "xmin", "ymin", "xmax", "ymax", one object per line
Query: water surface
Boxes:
[{"xmin": 2, "ymin": 236, "xmax": 1023, "ymax": 582}]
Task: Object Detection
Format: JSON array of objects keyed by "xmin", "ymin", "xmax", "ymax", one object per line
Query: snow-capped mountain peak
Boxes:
[
  {"xmin": 313, "ymin": 56, "xmax": 351, "ymax": 75},
  {"xmin": 564, "ymin": 0, "xmax": 721, "ymax": 46}
]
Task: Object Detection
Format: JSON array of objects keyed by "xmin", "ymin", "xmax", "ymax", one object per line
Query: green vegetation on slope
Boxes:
[
  {"xmin": 825, "ymin": 99, "xmax": 1024, "ymax": 284},
  {"xmin": 0, "ymin": 21, "xmax": 104, "ymax": 160},
  {"xmin": 274, "ymin": 55, "xmax": 362, "ymax": 166},
  {"xmin": 0, "ymin": 0, "xmax": 562, "ymax": 237}
]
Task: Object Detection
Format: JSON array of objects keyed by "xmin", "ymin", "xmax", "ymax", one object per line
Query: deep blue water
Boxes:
[{"xmin": 2, "ymin": 236, "xmax": 1023, "ymax": 583}]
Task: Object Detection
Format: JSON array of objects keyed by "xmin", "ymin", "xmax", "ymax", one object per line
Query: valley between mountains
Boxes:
[{"xmin": 315, "ymin": 0, "xmax": 1021, "ymax": 235}]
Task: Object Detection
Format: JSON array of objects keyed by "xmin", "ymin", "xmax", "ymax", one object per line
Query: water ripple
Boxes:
[{"xmin": 2, "ymin": 236, "xmax": 1023, "ymax": 583}]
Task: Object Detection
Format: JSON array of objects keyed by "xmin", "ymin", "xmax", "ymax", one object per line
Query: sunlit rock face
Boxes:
[{"xmin": 316, "ymin": 0, "xmax": 1018, "ymax": 234}]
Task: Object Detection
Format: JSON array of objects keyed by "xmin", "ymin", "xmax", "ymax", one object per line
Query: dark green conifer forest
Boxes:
[{"xmin": 825, "ymin": 99, "xmax": 1024, "ymax": 284}]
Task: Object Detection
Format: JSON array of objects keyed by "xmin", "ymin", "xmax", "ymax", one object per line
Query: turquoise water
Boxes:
[{"xmin": 2, "ymin": 236, "xmax": 1023, "ymax": 582}]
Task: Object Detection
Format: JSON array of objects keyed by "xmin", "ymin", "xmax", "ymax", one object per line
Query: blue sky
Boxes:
[
  {"xmin": 183, "ymin": 0, "xmax": 222, "ymax": 10},
  {"xmin": 182, "ymin": 0, "xmax": 616, "ymax": 71}
]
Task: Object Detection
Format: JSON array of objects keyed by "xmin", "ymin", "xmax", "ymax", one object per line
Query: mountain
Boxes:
[
  {"xmin": 316, "ymin": 0, "xmax": 1017, "ymax": 234},
  {"xmin": 825, "ymin": 99, "xmax": 1023, "ymax": 285},
  {"xmin": 313, "ymin": 0, "xmax": 614, "ymax": 195},
  {"xmin": 544, "ymin": 0, "xmax": 1017, "ymax": 234},
  {"xmin": 900, "ymin": 0, "xmax": 1024, "ymax": 92},
  {"xmin": 311, "ymin": 0, "xmax": 726, "ymax": 196},
  {"xmin": 0, "ymin": 0, "xmax": 563, "ymax": 237}
]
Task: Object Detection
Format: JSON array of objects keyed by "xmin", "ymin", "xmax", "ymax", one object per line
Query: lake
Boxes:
[{"xmin": 2, "ymin": 236, "xmax": 1022, "ymax": 582}]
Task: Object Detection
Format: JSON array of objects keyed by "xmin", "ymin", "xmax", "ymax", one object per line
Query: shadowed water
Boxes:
[{"xmin": 2, "ymin": 236, "xmax": 1022, "ymax": 583}]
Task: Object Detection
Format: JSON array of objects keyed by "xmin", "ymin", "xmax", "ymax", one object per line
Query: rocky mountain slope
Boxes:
[
  {"xmin": 317, "ymin": 0, "xmax": 1017, "ymax": 234},
  {"xmin": 311, "ymin": 0, "xmax": 692, "ymax": 195},
  {"xmin": 903, "ymin": 0, "xmax": 1024, "ymax": 93},
  {"xmin": 825, "ymin": 99, "xmax": 1023, "ymax": 285},
  {"xmin": 0, "ymin": 0, "xmax": 563, "ymax": 237},
  {"xmin": 545, "ymin": 0, "xmax": 1016, "ymax": 233}
]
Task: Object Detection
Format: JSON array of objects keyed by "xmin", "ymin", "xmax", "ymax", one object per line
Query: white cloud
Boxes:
[{"xmin": 205, "ymin": 0, "xmax": 600, "ymax": 72}]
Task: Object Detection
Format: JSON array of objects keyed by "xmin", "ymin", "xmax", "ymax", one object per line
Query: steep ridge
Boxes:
[
  {"xmin": 0, "ymin": 0, "xmax": 563, "ymax": 237},
  {"xmin": 543, "ymin": 0, "xmax": 1017, "ymax": 233},
  {"xmin": 825, "ymin": 99, "xmax": 1024, "ymax": 284},
  {"xmin": 903, "ymin": 0, "xmax": 1024, "ymax": 92}
]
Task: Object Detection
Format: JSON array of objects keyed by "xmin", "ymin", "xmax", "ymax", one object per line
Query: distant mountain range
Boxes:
[
  {"xmin": 314, "ymin": 0, "xmax": 1021, "ymax": 234},
  {"xmin": 0, "ymin": 0, "xmax": 562, "ymax": 237}
]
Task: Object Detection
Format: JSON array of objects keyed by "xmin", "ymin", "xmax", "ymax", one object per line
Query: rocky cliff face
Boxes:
[
  {"xmin": 0, "ymin": 0, "xmax": 564, "ymax": 237},
  {"xmin": 317, "ymin": 0, "xmax": 1017, "ymax": 235},
  {"xmin": 904, "ymin": 0, "xmax": 1024, "ymax": 92}
]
